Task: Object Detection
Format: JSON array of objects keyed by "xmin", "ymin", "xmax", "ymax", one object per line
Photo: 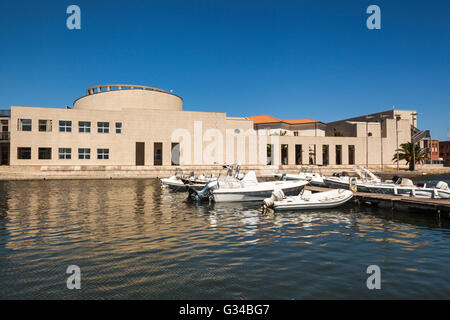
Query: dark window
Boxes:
[
  {"xmin": 19, "ymin": 119, "xmax": 32, "ymax": 131},
  {"xmin": 79, "ymin": 121, "xmax": 91, "ymax": 133},
  {"xmin": 154, "ymin": 143, "xmax": 162, "ymax": 166},
  {"xmin": 97, "ymin": 148, "xmax": 109, "ymax": 160},
  {"xmin": 58, "ymin": 148, "xmax": 71, "ymax": 159},
  {"xmin": 281, "ymin": 144, "xmax": 288, "ymax": 165},
  {"xmin": 78, "ymin": 148, "xmax": 91, "ymax": 159},
  {"xmin": 116, "ymin": 122, "xmax": 122, "ymax": 134},
  {"xmin": 59, "ymin": 121, "xmax": 72, "ymax": 132},
  {"xmin": 39, "ymin": 120, "xmax": 52, "ymax": 132},
  {"xmin": 348, "ymin": 145, "xmax": 355, "ymax": 165},
  {"xmin": 322, "ymin": 145, "xmax": 329, "ymax": 166},
  {"xmin": 295, "ymin": 144, "xmax": 302, "ymax": 165},
  {"xmin": 18, "ymin": 147, "xmax": 31, "ymax": 159},
  {"xmin": 336, "ymin": 145, "xmax": 342, "ymax": 165},
  {"xmin": 267, "ymin": 144, "xmax": 273, "ymax": 165},
  {"xmin": 38, "ymin": 148, "xmax": 52, "ymax": 160},
  {"xmin": 97, "ymin": 122, "xmax": 109, "ymax": 133}
]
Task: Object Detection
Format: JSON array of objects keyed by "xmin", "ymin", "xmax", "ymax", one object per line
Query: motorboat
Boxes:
[
  {"xmin": 274, "ymin": 167, "xmax": 326, "ymax": 187},
  {"xmin": 263, "ymin": 188, "xmax": 354, "ymax": 211},
  {"xmin": 361, "ymin": 178, "xmax": 450, "ymax": 199},
  {"xmin": 323, "ymin": 166, "xmax": 381, "ymax": 192},
  {"xmin": 189, "ymin": 171, "xmax": 309, "ymax": 202},
  {"xmin": 160, "ymin": 164, "xmax": 242, "ymax": 192},
  {"xmin": 325, "ymin": 167, "xmax": 450, "ymax": 199},
  {"xmin": 160, "ymin": 175, "xmax": 189, "ymax": 191},
  {"xmin": 160, "ymin": 168, "xmax": 216, "ymax": 191}
]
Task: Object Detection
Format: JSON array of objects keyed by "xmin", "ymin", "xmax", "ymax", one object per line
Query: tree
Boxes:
[{"xmin": 392, "ymin": 142, "xmax": 429, "ymax": 171}]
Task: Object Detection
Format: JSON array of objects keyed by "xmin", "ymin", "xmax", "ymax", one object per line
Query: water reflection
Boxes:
[{"xmin": 0, "ymin": 179, "xmax": 449, "ymax": 299}]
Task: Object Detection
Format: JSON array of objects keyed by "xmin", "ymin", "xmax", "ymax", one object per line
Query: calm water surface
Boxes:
[{"xmin": 0, "ymin": 178, "xmax": 449, "ymax": 299}]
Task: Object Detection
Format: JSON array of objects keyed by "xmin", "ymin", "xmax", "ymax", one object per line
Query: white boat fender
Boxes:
[
  {"xmin": 433, "ymin": 188, "xmax": 439, "ymax": 199},
  {"xmin": 349, "ymin": 177, "xmax": 358, "ymax": 192},
  {"xmin": 411, "ymin": 188, "xmax": 416, "ymax": 197},
  {"xmin": 394, "ymin": 184, "xmax": 398, "ymax": 195}
]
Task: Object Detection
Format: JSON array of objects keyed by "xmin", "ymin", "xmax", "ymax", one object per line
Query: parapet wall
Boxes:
[{"xmin": 73, "ymin": 85, "xmax": 183, "ymax": 112}]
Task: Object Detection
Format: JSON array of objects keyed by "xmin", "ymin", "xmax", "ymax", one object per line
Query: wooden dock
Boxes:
[{"xmin": 305, "ymin": 185, "xmax": 450, "ymax": 215}]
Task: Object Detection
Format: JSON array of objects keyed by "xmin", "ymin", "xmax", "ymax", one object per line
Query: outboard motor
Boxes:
[
  {"xmin": 188, "ymin": 180, "xmax": 219, "ymax": 201},
  {"xmin": 280, "ymin": 173, "xmax": 287, "ymax": 181},
  {"xmin": 263, "ymin": 189, "xmax": 285, "ymax": 210}
]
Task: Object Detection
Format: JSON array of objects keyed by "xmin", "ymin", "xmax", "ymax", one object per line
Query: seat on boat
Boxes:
[
  {"xmin": 301, "ymin": 190, "xmax": 312, "ymax": 201},
  {"xmin": 240, "ymin": 171, "xmax": 258, "ymax": 188}
]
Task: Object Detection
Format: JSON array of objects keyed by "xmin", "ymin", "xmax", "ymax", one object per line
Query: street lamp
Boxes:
[
  {"xmin": 365, "ymin": 115, "xmax": 374, "ymax": 169},
  {"xmin": 395, "ymin": 114, "xmax": 401, "ymax": 172},
  {"xmin": 379, "ymin": 114, "xmax": 389, "ymax": 171},
  {"xmin": 411, "ymin": 112, "xmax": 418, "ymax": 171}
]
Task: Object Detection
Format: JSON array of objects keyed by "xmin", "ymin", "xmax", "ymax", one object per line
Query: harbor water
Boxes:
[{"xmin": 0, "ymin": 177, "xmax": 449, "ymax": 299}]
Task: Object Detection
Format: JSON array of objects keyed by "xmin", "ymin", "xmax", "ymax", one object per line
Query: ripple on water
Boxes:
[{"xmin": 0, "ymin": 179, "xmax": 449, "ymax": 299}]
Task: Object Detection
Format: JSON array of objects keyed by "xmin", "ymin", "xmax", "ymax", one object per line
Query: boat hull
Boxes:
[
  {"xmin": 274, "ymin": 173, "xmax": 326, "ymax": 187},
  {"xmin": 212, "ymin": 181, "xmax": 307, "ymax": 202},
  {"xmin": 273, "ymin": 190, "xmax": 354, "ymax": 211}
]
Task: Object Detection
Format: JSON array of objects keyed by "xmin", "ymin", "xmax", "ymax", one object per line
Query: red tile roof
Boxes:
[
  {"xmin": 248, "ymin": 115, "xmax": 282, "ymax": 124},
  {"xmin": 248, "ymin": 115, "xmax": 320, "ymax": 125},
  {"xmin": 283, "ymin": 118, "xmax": 320, "ymax": 125}
]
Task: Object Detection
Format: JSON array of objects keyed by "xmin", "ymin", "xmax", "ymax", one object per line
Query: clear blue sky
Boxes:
[{"xmin": 0, "ymin": 0, "xmax": 449, "ymax": 140}]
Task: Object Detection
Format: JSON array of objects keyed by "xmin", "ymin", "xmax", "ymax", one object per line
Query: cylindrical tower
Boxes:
[{"xmin": 73, "ymin": 85, "xmax": 183, "ymax": 111}]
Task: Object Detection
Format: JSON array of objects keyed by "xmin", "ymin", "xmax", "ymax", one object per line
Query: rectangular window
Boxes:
[
  {"xmin": 58, "ymin": 148, "xmax": 71, "ymax": 159},
  {"xmin": 348, "ymin": 145, "xmax": 355, "ymax": 165},
  {"xmin": 38, "ymin": 148, "xmax": 52, "ymax": 160},
  {"xmin": 336, "ymin": 145, "xmax": 342, "ymax": 165},
  {"xmin": 19, "ymin": 119, "xmax": 32, "ymax": 131},
  {"xmin": 78, "ymin": 148, "xmax": 91, "ymax": 160},
  {"xmin": 17, "ymin": 147, "xmax": 31, "ymax": 159},
  {"xmin": 115, "ymin": 122, "xmax": 122, "ymax": 134},
  {"xmin": 154, "ymin": 143, "xmax": 162, "ymax": 166},
  {"xmin": 295, "ymin": 144, "xmax": 302, "ymax": 165},
  {"xmin": 309, "ymin": 145, "xmax": 316, "ymax": 165},
  {"xmin": 1, "ymin": 119, "xmax": 8, "ymax": 132},
  {"xmin": 97, "ymin": 148, "xmax": 109, "ymax": 160},
  {"xmin": 39, "ymin": 120, "xmax": 52, "ymax": 132},
  {"xmin": 78, "ymin": 121, "xmax": 91, "ymax": 133},
  {"xmin": 266, "ymin": 144, "xmax": 273, "ymax": 165},
  {"xmin": 59, "ymin": 120, "xmax": 72, "ymax": 132},
  {"xmin": 281, "ymin": 144, "xmax": 288, "ymax": 165},
  {"xmin": 97, "ymin": 122, "xmax": 109, "ymax": 133},
  {"xmin": 322, "ymin": 145, "xmax": 329, "ymax": 166},
  {"xmin": 294, "ymin": 131, "xmax": 299, "ymax": 137}
]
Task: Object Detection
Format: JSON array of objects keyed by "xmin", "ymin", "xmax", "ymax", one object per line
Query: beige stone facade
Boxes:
[{"xmin": 0, "ymin": 85, "xmax": 424, "ymax": 172}]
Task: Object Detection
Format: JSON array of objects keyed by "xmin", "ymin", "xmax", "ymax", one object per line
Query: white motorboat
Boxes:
[
  {"xmin": 190, "ymin": 171, "xmax": 309, "ymax": 202},
  {"xmin": 160, "ymin": 175, "xmax": 189, "ymax": 191},
  {"xmin": 263, "ymin": 188, "xmax": 354, "ymax": 211},
  {"xmin": 324, "ymin": 166, "xmax": 450, "ymax": 199},
  {"xmin": 160, "ymin": 168, "xmax": 216, "ymax": 191},
  {"xmin": 361, "ymin": 178, "xmax": 450, "ymax": 199},
  {"xmin": 323, "ymin": 166, "xmax": 381, "ymax": 192},
  {"xmin": 274, "ymin": 169, "xmax": 326, "ymax": 187}
]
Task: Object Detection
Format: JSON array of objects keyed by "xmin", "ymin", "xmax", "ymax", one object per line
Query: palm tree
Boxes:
[{"xmin": 392, "ymin": 142, "xmax": 429, "ymax": 171}]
